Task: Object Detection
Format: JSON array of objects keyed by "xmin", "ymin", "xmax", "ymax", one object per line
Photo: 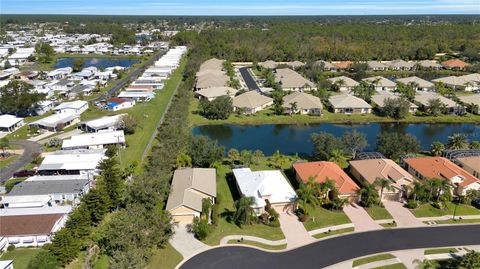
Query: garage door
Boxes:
[{"xmin": 173, "ymin": 215, "xmax": 195, "ymax": 223}]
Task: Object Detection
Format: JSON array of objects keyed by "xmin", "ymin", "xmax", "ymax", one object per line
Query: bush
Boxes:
[
  {"xmin": 211, "ymin": 204, "xmax": 219, "ymax": 226},
  {"xmin": 119, "ymin": 115, "xmax": 137, "ymax": 135},
  {"xmin": 27, "ymin": 250, "xmax": 59, "ymax": 269},
  {"xmin": 7, "ymin": 245, "xmax": 15, "ymax": 251},
  {"xmin": 192, "ymin": 217, "xmax": 210, "ymax": 240},
  {"xmin": 406, "ymin": 200, "xmax": 419, "ymax": 209},
  {"xmin": 31, "ymin": 152, "xmax": 43, "ymax": 165},
  {"xmin": 267, "ymin": 218, "xmax": 280, "ymax": 228},
  {"xmin": 46, "ymin": 137, "xmax": 62, "ymax": 148}
]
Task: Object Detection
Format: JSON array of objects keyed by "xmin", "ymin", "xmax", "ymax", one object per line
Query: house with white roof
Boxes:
[
  {"xmin": 54, "ymin": 100, "xmax": 88, "ymax": 115},
  {"xmin": 232, "ymin": 91, "xmax": 273, "ymax": 115},
  {"xmin": 232, "ymin": 168, "xmax": 297, "ymax": 215},
  {"xmin": 0, "ymin": 114, "xmax": 24, "ymax": 132},
  {"xmin": 396, "ymin": 76, "xmax": 435, "ymax": 92},
  {"xmin": 79, "ymin": 114, "xmax": 125, "ymax": 133},
  {"xmin": 46, "ymin": 67, "xmax": 73, "ymax": 80},
  {"xmin": 38, "ymin": 149, "xmax": 106, "ymax": 176},
  {"xmin": 362, "ymin": 76, "xmax": 397, "ymax": 92},
  {"xmin": 35, "ymin": 100, "xmax": 54, "ymax": 115},
  {"xmin": 414, "ymin": 92, "xmax": 464, "ymax": 115},
  {"xmin": 62, "ymin": 130, "xmax": 125, "ymax": 150},
  {"xmin": 329, "ymin": 94, "xmax": 372, "ymax": 114},
  {"xmin": 29, "ymin": 112, "xmax": 79, "ymax": 132},
  {"xmin": 432, "ymin": 75, "xmax": 479, "ymax": 92}
]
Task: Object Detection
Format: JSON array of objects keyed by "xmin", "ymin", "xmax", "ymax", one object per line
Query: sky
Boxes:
[{"xmin": 1, "ymin": 0, "xmax": 480, "ymax": 15}]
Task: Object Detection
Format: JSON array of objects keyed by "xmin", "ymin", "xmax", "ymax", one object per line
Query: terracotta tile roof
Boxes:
[
  {"xmin": 0, "ymin": 214, "xmax": 64, "ymax": 236},
  {"xmin": 293, "ymin": 161, "xmax": 360, "ymax": 195},
  {"xmin": 442, "ymin": 59, "xmax": 470, "ymax": 69},
  {"xmin": 404, "ymin": 157, "xmax": 479, "ymax": 187},
  {"xmin": 333, "ymin": 61, "xmax": 353, "ymax": 69}
]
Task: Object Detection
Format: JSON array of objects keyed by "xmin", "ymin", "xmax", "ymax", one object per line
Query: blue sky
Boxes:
[{"xmin": 2, "ymin": 0, "xmax": 479, "ymax": 15}]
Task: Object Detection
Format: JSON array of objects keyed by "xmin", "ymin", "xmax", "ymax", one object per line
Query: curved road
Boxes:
[
  {"xmin": 0, "ymin": 140, "xmax": 41, "ymax": 183},
  {"xmin": 180, "ymin": 225, "xmax": 480, "ymax": 269}
]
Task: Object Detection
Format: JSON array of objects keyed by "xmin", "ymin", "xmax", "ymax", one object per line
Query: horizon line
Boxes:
[{"xmin": 2, "ymin": 13, "xmax": 480, "ymax": 16}]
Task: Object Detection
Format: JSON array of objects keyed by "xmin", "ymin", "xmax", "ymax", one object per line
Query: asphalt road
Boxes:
[
  {"xmin": 180, "ymin": 225, "xmax": 480, "ymax": 269},
  {"xmin": 93, "ymin": 51, "xmax": 164, "ymax": 102},
  {"xmin": 1, "ymin": 140, "xmax": 41, "ymax": 183},
  {"xmin": 239, "ymin": 67, "xmax": 260, "ymax": 91}
]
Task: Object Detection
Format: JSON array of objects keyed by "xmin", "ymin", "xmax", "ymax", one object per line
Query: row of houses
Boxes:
[{"xmin": 167, "ymin": 154, "xmax": 480, "ymax": 223}]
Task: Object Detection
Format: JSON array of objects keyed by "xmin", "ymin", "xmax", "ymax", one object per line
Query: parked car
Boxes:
[
  {"xmin": 13, "ymin": 170, "xmax": 36, "ymax": 178},
  {"xmin": 472, "ymin": 199, "xmax": 480, "ymax": 209}
]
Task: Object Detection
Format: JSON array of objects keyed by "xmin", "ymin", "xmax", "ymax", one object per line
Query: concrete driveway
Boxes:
[
  {"xmin": 383, "ymin": 201, "xmax": 426, "ymax": 227},
  {"xmin": 343, "ymin": 203, "xmax": 382, "ymax": 232},
  {"xmin": 169, "ymin": 223, "xmax": 210, "ymax": 260},
  {"xmin": 278, "ymin": 211, "xmax": 314, "ymax": 249}
]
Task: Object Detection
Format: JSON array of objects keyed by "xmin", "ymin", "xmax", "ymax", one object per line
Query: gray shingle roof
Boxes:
[{"xmin": 8, "ymin": 180, "xmax": 88, "ymax": 196}]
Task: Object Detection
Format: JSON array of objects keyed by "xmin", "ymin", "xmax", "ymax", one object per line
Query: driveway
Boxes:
[
  {"xmin": 278, "ymin": 211, "xmax": 314, "ymax": 249},
  {"xmin": 383, "ymin": 201, "xmax": 425, "ymax": 227},
  {"xmin": 38, "ymin": 129, "xmax": 83, "ymax": 144},
  {"xmin": 343, "ymin": 203, "xmax": 382, "ymax": 232},
  {"xmin": 169, "ymin": 223, "xmax": 210, "ymax": 259},
  {"xmin": 180, "ymin": 225, "xmax": 480, "ymax": 269},
  {"xmin": 238, "ymin": 67, "xmax": 260, "ymax": 91},
  {"xmin": 0, "ymin": 140, "xmax": 41, "ymax": 183}
]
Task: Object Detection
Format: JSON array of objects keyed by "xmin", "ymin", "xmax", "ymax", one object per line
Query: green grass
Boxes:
[
  {"xmin": 145, "ymin": 244, "xmax": 183, "ymax": 269},
  {"xmin": 0, "ymin": 154, "xmax": 20, "ymax": 169},
  {"xmin": 313, "ymin": 227, "xmax": 354, "ymax": 239},
  {"xmin": 303, "ymin": 204, "xmax": 352, "ymax": 231},
  {"xmin": 202, "ymin": 162, "xmax": 285, "ymax": 246},
  {"xmin": 365, "ymin": 205, "xmax": 393, "ymax": 220},
  {"xmin": 2, "ymin": 177, "xmax": 27, "ymax": 192},
  {"xmin": 410, "ymin": 202, "xmax": 480, "ymax": 218},
  {"xmin": 424, "ymin": 248, "xmax": 458, "ymax": 255},
  {"xmin": 434, "ymin": 218, "xmax": 480, "ymax": 224},
  {"xmin": 5, "ymin": 112, "xmax": 55, "ymax": 140},
  {"xmin": 352, "ymin": 253, "xmax": 396, "ymax": 267},
  {"xmin": 380, "ymin": 222, "xmax": 398, "ymax": 228},
  {"xmin": 0, "ymin": 248, "xmax": 44, "ymax": 269},
  {"xmin": 227, "ymin": 240, "xmax": 287, "ymax": 250},
  {"xmin": 372, "ymin": 263, "xmax": 407, "ymax": 269},
  {"xmin": 64, "ymin": 252, "xmax": 109, "ymax": 269},
  {"xmin": 189, "ymin": 97, "xmax": 480, "ymax": 126}
]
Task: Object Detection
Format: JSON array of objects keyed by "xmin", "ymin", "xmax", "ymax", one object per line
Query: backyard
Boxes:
[{"xmin": 0, "ymin": 248, "xmax": 44, "ymax": 269}]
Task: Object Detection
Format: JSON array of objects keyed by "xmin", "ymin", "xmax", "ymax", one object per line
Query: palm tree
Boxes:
[
  {"xmin": 233, "ymin": 196, "xmax": 255, "ymax": 226},
  {"xmin": 329, "ymin": 149, "xmax": 348, "ymax": 168},
  {"xmin": 430, "ymin": 141, "xmax": 445, "ymax": 156},
  {"xmin": 448, "ymin": 133, "xmax": 469, "ymax": 150},
  {"xmin": 374, "ymin": 178, "xmax": 393, "ymax": 202},
  {"xmin": 290, "ymin": 101, "xmax": 298, "ymax": 115},
  {"xmin": 318, "ymin": 178, "xmax": 336, "ymax": 204},
  {"xmin": 413, "ymin": 258, "xmax": 438, "ymax": 269},
  {"xmin": 359, "ymin": 182, "xmax": 380, "ymax": 207},
  {"xmin": 297, "ymin": 179, "xmax": 319, "ymax": 207}
]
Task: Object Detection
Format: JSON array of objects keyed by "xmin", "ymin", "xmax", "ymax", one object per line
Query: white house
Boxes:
[
  {"xmin": 35, "ymin": 100, "xmax": 54, "ymax": 115},
  {"xmin": 0, "ymin": 114, "xmax": 24, "ymax": 132},
  {"xmin": 362, "ymin": 76, "xmax": 397, "ymax": 92},
  {"xmin": 327, "ymin": 76, "xmax": 359, "ymax": 92},
  {"xmin": 54, "ymin": 100, "xmax": 88, "ymax": 115},
  {"xmin": 232, "ymin": 168, "xmax": 297, "ymax": 215},
  {"xmin": 46, "ymin": 67, "xmax": 73, "ymax": 80},
  {"xmin": 38, "ymin": 149, "xmax": 106, "ymax": 176},
  {"xmin": 106, "ymin": 97, "xmax": 135, "ymax": 111},
  {"xmin": 29, "ymin": 112, "xmax": 79, "ymax": 131},
  {"xmin": 62, "ymin": 130, "xmax": 125, "ymax": 150},
  {"xmin": 79, "ymin": 114, "xmax": 125, "ymax": 133}
]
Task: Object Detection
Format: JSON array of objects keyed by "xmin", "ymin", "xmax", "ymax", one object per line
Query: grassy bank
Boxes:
[
  {"xmin": 227, "ymin": 240, "xmax": 287, "ymax": 250},
  {"xmin": 352, "ymin": 253, "xmax": 396, "ymax": 267},
  {"xmin": 303, "ymin": 204, "xmax": 351, "ymax": 231},
  {"xmin": 312, "ymin": 227, "xmax": 354, "ymax": 239},
  {"xmin": 0, "ymin": 154, "xmax": 20, "ymax": 169},
  {"xmin": 365, "ymin": 206, "xmax": 393, "ymax": 220}
]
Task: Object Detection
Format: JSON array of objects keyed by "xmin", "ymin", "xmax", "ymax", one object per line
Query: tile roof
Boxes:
[{"xmin": 349, "ymin": 159, "xmax": 414, "ymax": 189}]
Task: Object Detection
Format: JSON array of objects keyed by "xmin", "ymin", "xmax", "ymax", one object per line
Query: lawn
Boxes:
[
  {"xmin": 0, "ymin": 248, "xmax": 44, "ymax": 269},
  {"xmin": 202, "ymin": 163, "xmax": 285, "ymax": 246},
  {"xmin": 227, "ymin": 240, "xmax": 287, "ymax": 250},
  {"xmin": 189, "ymin": 97, "xmax": 480, "ymax": 126},
  {"xmin": 303, "ymin": 204, "xmax": 352, "ymax": 231},
  {"xmin": 410, "ymin": 202, "xmax": 480, "ymax": 218},
  {"xmin": 313, "ymin": 227, "xmax": 354, "ymax": 239},
  {"xmin": 352, "ymin": 253, "xmax": 396, "ymax": 267},
  {"xmin": 5, "ymin": 111, "xmax": 55, "ymax": 140},
  {"xmin": 380, "ymin": 222, "xmax": 397, "ymax": 228},
  {"xmin": 365, "ymin": 205, "xmax": 393, "ymax": 220},
  {"xmin": 0, "ymin": 154, "xmax": 20, "ymax": 169},
  {"xmin": 434, "ymin": 218, "xmax": 480, "ymax": 224},
  {"xmin": 64, "ymin": 252, "xmax": 109, "ymax": 269},
  {"xmin": 145, "ymin": 244, "xmax": 183, "ymax": 269},
  {"xmin": 424, "ymin": 248, "xmax": 458, "ymax": 255},
  {"xmin": 372, "ymin": 263, "xmax": 407, "ymax": 269}
]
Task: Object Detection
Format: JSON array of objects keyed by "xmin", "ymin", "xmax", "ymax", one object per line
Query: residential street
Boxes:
[
  {"xmin": 238, "ymin": 67, "xmax": 260, "ymax": 91},
  {"xmin": 180, "ymin": 225, "xmax": 480, "ymax": 269},
  {"xmin": 0, "ymin": 140, "xmax": 41, "ymax": 183}
]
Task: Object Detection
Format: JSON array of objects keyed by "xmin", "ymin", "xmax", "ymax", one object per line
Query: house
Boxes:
[
  {"xmin": 118, "ymin": 91, "xmax": 155, "ymax": 102},
  {"xmin": 232, "ymin": 168, "xmax": 297, "ymax": 215},
  {"xmin": 79, "ymin": 114, "xmax": 124, "ymax": 132},
  {"xmin": 38, "ymin": 149, "xmax": 106, "ymax": 176},
  {"xmin": 166, "ymin": 168, "xmax": 216, "ymax": 223},
  {"xmin": 362, "ymin": 76, "xmax": 396, "ymax": 92},
  {"xmin": 0, "ymin": 214, "xmax": 67, "ymax": 247},
  {"xmin": 282, "ymin": 92, "xmax": 322, "ymax": 115},
  {"xmin": 106, "ymin": 97, "xmax": 135, "ymax": 111},
  {"xmin": 457, "ymin": 73, "xmax": 480, "ymax": 91},
  {"xmin": 371, "ymin": 92, "xmax": 418, "ymax": 113},
  {"xmin": 432, "ymin": 76, "xmax": 476, "ymax": 92},
  {"xmin": 35, "ymin": 100, "xmax": 54, "ymax": 115},
  {"xmin": 49, "ymin": 79, "xmax": 73, "ymax": 94},
  {"xmin": 328, "ymin": 76, "xmax": 359, "ymax": 92},
  {"xmin": 349, "ymin": 158, "xmax": 415, "ymax": 201},
  {"xmin": 62, "ymin": 130, "xmax": 125, "ymax": 150},
  {"xmin": 54, "ymin": 100, "xmax": 88, "ymax": 115},
  {"xmin": 274, "ymin": 68, "xmax": 316, "ymax": 91},
  {"xmin": 195, "ymin": 72, "xmax": 230, "ymax": 90},
  {"xmin": 195, "ymin": 86, "xmax": 238, "ymax": 101},
  {"xmin": 29, "ymin": 112, "xmax": 79, "ymax": 132},
  {"xmin": 396, "ymin": 76, "xmax": 435, "ymax": 92},
  {"xmin": 0, "ymin": 114, "xmax": 24, "ymax": 132},
  {"xmin": 417, "ymin": 60, "xmax": 442, "ymax": 70},
  {"xmin": 442, "ymin": 59, "xmax": 470, "ymax": 70},
  {"xmin": 333, "ymin": 61, "xmax": 353, "ymax": 70},
  {"xmin": 367, "ymin": 61, "xmax": 389, "ymax": 71},
  {"xmin": 287, "ymin": 61, "xmax": 305, "ymax": 69},
  {"xmin": 387, "ymin": 60, "xmax": 416, "ymax": 71},
  {"xmin": 458, "ymin": 95, "xmax": 480, "ymax": 114},
  {"xmin": 71, "ymin": 67, "xmax": 97, "ymax": 80},
  {"xmin": 293, "ymin": 161, "xmax": 360, "ymax": 201},
  {"xmin": 414, "ymin": 92, "xmax": 464, "ymax": 115},
  {"xmin": 315, "ymin": 60, "xmax": 337, "ymax": 71},
  {"xmin": 328, "ymin": 94, "xmax": 372, "ymax": 114},
  {"xmin": 455, "ymin": 156, "xmax": 480, "ymax": 178},
  {"xmin": 199, "ymin": 58, "xmax": 224, "ymax": 72},
  {"xmin": 233, "ymin": 91, "xmax": 273, "ymax": 114},
  {"xmin": 66, "ymin": 85, "xmax": 93, "ymax": 99},
  {"xmin": 7, "ymin": 179, "xmax": 90, "ymax": 205},
  {"xmin": 258, "ymin": 60, "xmax": 277, "ymax": 69},
  {"xmin": 46, "ymin": 67, "xmax": 73, "ymax": 80},
  {"xmin": 403, "ymin": 157, "xmax": 480, "ymax": 196},
  {"xmin": 0, "ymin": 260, "xmax": 13, "ymax": 269}
]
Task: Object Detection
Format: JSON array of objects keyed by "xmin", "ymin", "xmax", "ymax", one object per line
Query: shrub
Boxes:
[
  {"xmin": 119, "ymin": 115, "xmax": 137, "ymax": 135},
  {"xmin": 406, "ymin": 200, "xmax": 419, "ymax": 209},
  {"xmin": 192, "ymin": 217, "xmax": 210, "ymax": 240},
  {"xmin": 7, "ymin": 245, "xmax": 15, "ymax": 251},
  {"xmin": 46, "ymin": 137, "xmax": 62, "ymax": 148},
  {"xmin": 211, "ymin": 204, "xmax": 219, "ymax": 226}
]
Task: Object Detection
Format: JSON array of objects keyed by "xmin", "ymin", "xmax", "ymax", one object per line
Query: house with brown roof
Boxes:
[
  {"xmin": 455, "ymin": 156, "xmax": 480, "ymax": 179},
  {"xmin": 403, "ymin": 157, "xmax": 480, "ymax": 196},
  {"xmin": 282, "ymin": 92, "xmax": 322, "ymax": 115},
  {"xmin": 349, "ymin": 159, "xmax": 415, "ymax": 201},
  {"xmin": 293, "ymin": 161, "xmax": 360, "ymax": 201},
  {"xmin": 442, "ymin": 59, "xmax": 470, "ymax": 70},
  {"xmin": 333, "ymin": 61, "xmax": 353, "ymax": 70},
  {"xmin": 0, "ymin": 213, "xmax": 67, "ymax": 247},
  {"xmin": 166, "ymin": 168, "xmax": 216, "ymax": 223}
]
